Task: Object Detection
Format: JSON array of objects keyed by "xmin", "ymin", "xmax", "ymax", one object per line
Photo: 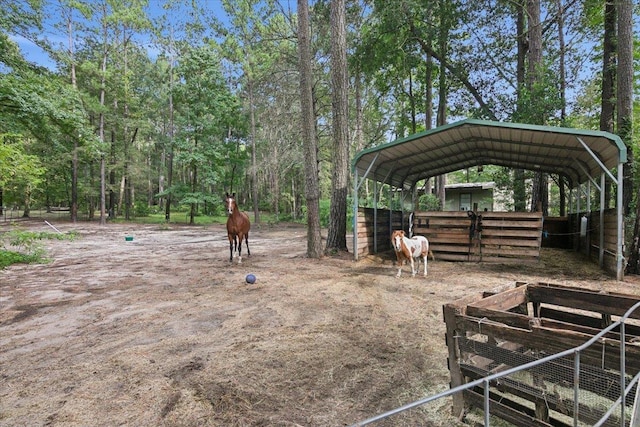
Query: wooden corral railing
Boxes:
[
  {"xmin": 569, "ymin": 209, "xmax": 619, "ymax": 275},
  {"xmin": 355, "ymin": 207, "xmax": 404, "ymax": 257},
  {"xmin": 412, "ymin": 211, "xmax": 543, "ymax": 263},
  {"xmin": 355, "ymin": 208, "xmax": 544, "ymax": 263},
  {"xmin": 442, "ymin": 282, "xmax": 640, "ymax": 427},
  {"xmin": 350, "ymin": 282, "xmax": 640, "ymax": 427}
]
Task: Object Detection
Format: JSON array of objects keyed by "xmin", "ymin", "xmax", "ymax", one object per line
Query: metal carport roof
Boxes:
[
  {"xmin": 351, "ymin": 119, "xmax": 627, "ymax": 280},
  {"xmin": 352, "ymin": 119, "xmax": 626, "ymax": 190}
]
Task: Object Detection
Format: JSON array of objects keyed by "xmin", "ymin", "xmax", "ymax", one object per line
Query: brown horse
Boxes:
[{"xmin": 225, "ymin": 192, "xmax": 251, "ymax": 263}]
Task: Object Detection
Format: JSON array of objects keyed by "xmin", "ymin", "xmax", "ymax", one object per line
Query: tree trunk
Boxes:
[
  {"xmin": 618, "ymin": 0, "xmax": 637, "ymax": 273},
  {"xmin": 248, "ymin": 79, "xmax": 260, "ymax": 224},
  {"xmin": 555, "ymin": 0, "xmax": 566, "ymax": 122},
  {"xmin": 325, "ymin": 0, "xmax": 350, "ymax": 254},
  {"xmin": 119, "ymin": 174, "xmax": 125, "ymax": 214},
  {"xmin": 22, "ymin": 186, "xmax": 31, "ymax": 218},
  {"xmin": 190, "ymin": 161, "xmax": 197, "ymax": 225},
  {"xmin": 617, "ymin": 0, "xmax": 633, "ymax": 215},
  {"xmin": 601, "ymin": 0, "xmax": 616, "ymax": 209},
  {"xmin": 67, "ymin": 9, "xmax": 78, "ymax": 223},
  {"xmin": 72, "ymin": 143, "xmax": 78, "ymax": 222},
  {"xmin": 514, "ymin": 169, "xmax": 526, "ymax": 212},
  {"xmin": 165, "ymin": 27, "xmax": 176, "ymax": 223},
  {"xmin": 109, "ymin": 129, "xmax": 116, "ymax": 218},
  {"xmin": 99, "ymin": 4, "xmax": 108, "ymax": 225},
  {"xmin": 555, "ymin": 0, "xmax": 567, "ymax": 212},
  {"xmin": 527, "ymin": 0, "xmax": 548, "ymax": 215},
  {"xmin": 408, "ymin": 72, "xmax": 416, "ymax": 133},
  {"xmin": 297, "ymin": 0, "xmax": 323, "ymax": 258},
  {"xmin": 513, "ymin": 3, "xmax": 526, "ymax": 211},
  {"xmin": 435, "ymin": 0, "xmax": 448, "ymax": 211},
  {"xmin": 123, "ymin": 29, "xmax": 131, "ymax": 221}
]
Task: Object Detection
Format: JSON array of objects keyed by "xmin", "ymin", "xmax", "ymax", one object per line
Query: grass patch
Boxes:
[
  {"xmin": 0, "ymin": 250, "xmax": 44, "ymax": 269},
  {"xmin": 109, "ymin": 213, "xmax": 228, "ymax": 226},
  {"xmin": 109, "ymin": 212, "xmax": 291, "ymax": 226},
  {"xmin": 0, "ymin": 228, "xmax": 78, "ymax": 269}
]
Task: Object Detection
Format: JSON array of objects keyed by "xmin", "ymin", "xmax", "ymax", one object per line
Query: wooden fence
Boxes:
[
  {"xmin": 355, "ymin": 207, "xmax": 404, "ymax": 257},
  {"xmin": 413, "ymin": 211, "xmax": 543, "ymax": 263},
  {"xmin": 570, "ymin": 209, "xmax": 619, "ymax": 275},
  {"xmin": 356, "ymin": 208, "xmax": 543, "ymax": 262}
]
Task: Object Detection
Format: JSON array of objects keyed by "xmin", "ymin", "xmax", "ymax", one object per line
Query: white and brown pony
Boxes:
[
  {"xmin": 225, "ymin": 192, "xmax": 251, "ymax": 264},
  {"xmin": 391, "ymin": 230, "xmax": 430, "ymax": 278}
]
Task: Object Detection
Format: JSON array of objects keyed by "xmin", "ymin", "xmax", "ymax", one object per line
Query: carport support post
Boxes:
[
  {"xmin": 600, "ymin": 173, "xmax": 605, "ymax": 268},
  {"xmin": 400, "ymin": 188, "xmax": 405, "ymax": 233},
  {"xmin": 587, "ymin": 181, "xmax": 591, "ymax": 257},
  {"xmin": 352, "ymin": 169, "xmax": 359, "ymax": 261},
  {"xmin": 389, "ymin": 185, "xmax": 393, "ymax": 237},
  {"xmin": 576, "ymin": 184, "xmax": 581, "ymax": 252},
  {"xmin": 373, "ymin": 179, "xmax": 378, "ymax": 254},
  {"xmin": 617, "ymin": 165, "xmax": 624, "ymax": 280}
]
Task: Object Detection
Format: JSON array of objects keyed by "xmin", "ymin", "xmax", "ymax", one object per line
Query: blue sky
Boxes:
[
  {"xmin": 10, "ymin": 0, "xmax": 234, "ymax": 71},
  {"xmin": 11, "ymin": 0, "xmax": 299, "ymax": 71}
]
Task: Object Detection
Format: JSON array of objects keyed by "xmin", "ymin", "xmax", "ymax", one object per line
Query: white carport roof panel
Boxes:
[{"xmin": 353, "ymin": 119, "xmax": 626, "ymax": 190}]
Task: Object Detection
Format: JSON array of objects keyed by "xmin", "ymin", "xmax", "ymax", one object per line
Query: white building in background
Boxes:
[{"xmin": 444, "ymin": 182, "xmax": 512, "ymax": 212}]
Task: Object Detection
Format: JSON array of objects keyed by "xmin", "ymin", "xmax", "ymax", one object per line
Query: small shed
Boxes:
[
  {"xmin": 444, "ymin": 181, "xmax": 500, "ymax": 212},
  {"xmin": 351, "ymin": 119, "xmax": 627, "ymax": 279}
]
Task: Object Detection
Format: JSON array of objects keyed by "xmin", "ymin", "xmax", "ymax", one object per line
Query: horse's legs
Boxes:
[
  {"xmin": 410, "ymin": 257, "xmax": 417, "ymax": 277},
  {"xmin": 245, "ymin": 233, "xmax": 250, "ymax": 257},
  {"xmin": 422, "ymin": 254, "xmax": 428, "ymax": 276},
  {"xmin": 228, "ymin": 236, "xmax": 234, "ymax": 263},
  {"xmin": 395, "ymin": 258, "xmax": 403, "ymax": 278},
  {"xmin": 237, "ymin": 232, "xmax": 244, "ymax": 264}
]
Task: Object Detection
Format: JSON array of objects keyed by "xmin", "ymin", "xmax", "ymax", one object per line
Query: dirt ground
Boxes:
[{"xmin": 1, "ymin": 220, "xmax": 638, "ymax": 427}]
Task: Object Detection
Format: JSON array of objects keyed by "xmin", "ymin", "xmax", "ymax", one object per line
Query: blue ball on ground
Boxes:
[{"xmin": 245, "ymin": 274, "xmax": 256, "ymax": 284}]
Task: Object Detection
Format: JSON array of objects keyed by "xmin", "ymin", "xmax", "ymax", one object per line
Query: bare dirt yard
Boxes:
[{"xmin": 1, "ymin": 220, "xmax": 638, "ymax": 427}]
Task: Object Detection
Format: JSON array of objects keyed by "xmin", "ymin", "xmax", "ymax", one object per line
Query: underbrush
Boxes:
[{"xmin": 0, "ymin": 229, "xmax": 78, "ymax": 269}]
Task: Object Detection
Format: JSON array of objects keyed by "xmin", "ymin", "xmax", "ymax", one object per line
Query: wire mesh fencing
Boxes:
[{"xmin": 350, "ymin": 287, "xmax": 640, "ymax": 427}]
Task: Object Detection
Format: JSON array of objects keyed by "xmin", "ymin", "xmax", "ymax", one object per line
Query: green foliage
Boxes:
[
  {"xmin": 110, "ymin": 213, "xmax": 229, "ymax": 226},
  {"xmin": 0, "ymin": 134, "xmax": 46, "ymax": 206},
  {"xmin": 300, "ymin": 198, "xmax": 353, "ymax": 232},
  {"xmin": 134, "ymin": 202, "xmax": 150, "ymax": 217},
  {"xmin": 0, "ymin": 228, "xmax": 78, "ymax": 269},
  {"xmin": 0, "ymin": 0, "xmax": 635, "ymax": 249},
  {"xmin": 418, "ymin": 193, "xmax": 441, "ymax": 211},
  {"xmin": 389, "ymin": 197, "xmax": 403, "ymax": 211},
  {"xmin": 319, "ymin": 198, "xmax": 331, "ymax": 228},
  {"xmin": 3, "ymin": 229, "xmax": 78, "ymax": 245},
  {"xmin": 513, "ymin": 62, "xmax": 564, "ymax": 125},
  {"xmin": 0, "ymin": 249, "xmax": 40, "ymax": 269}
]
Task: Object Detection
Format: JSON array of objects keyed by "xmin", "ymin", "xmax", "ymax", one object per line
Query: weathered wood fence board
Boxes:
[
  {"xmin": 355, "ymin": 207, "xmax": 403, "ymax": 257},
  {"xmin": 413, "ymin": 211, "xmax": 543, "ymax": 262},
  {"xmin": 356, "ymin": 208, "xmax": 544, "ymax": 262},
  {"xmin": 355, "ymin": 207, "xmax": 619, "ymax": 275},
  {"xmin": 569, "ymin": 209, "xmax": 619, "ymax": 275}
]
